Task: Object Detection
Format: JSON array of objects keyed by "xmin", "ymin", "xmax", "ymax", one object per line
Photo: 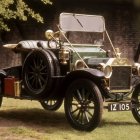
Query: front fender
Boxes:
[
  {"xmin": 60, "ymin": 68, "xmax": 105, "ymax": 97},
  {"xmin": 64, "ymin": 68, "xmax": 104, "ymax": 82}
]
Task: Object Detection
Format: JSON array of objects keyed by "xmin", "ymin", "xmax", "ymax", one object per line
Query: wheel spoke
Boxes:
[
  {"xmin": 39, "ymin": 75, "xmax": 46, "ymax": 83},
  {"xmin": 84, "ymin": 111, "xmax": 90, "ymax": 123},
  {"xmin": 76, "ymin": 89, "xmax": 82, "ymax": 101},
  {"xmin": 40, "ymin": 65, "xmax": 47, "ymax": 71},
  {"xmin": 47, "ymin": 100, "xmax": 50, "ymax": 105},
  {"xmin": 87, "ymin": 105, "xmax": 95, "ymax": 109},
  {"xmin": 28, "ymin": 74, "xmax": 34, "ymax": 80},
  {"xmin": 73, "ymin": 93, "xmax": 80, "ymax": 102},
  {"xmin": 86, "ymin": 99, "xmax": 95, "ymax": 109},
  {"xmin": 47, "ymin": 100, "xmax": 51, "ymax": 105},
  {"xmin": 36, "ymin": 55, "xmax": 40, "ymax": 67},
  {"xmin": 76, "ymin": 110, "xmax": 81, "ymax": 120},
  {"xmin": 86, "ymin": 110, "xmax": 93, "ymax": 117},
  {"xmin": 35, "ymin": 77, "xmax": 39, "ymax": 89},
  {"xmin": 33, "ymin": 58, "xmax": 37, "ymax": 68},
  {"xmin": 28, "ymin": 72, "xmax": 34, "ymax": 74},
  {"xmin": 28, "ymin": 78, "xmax": 35, "ymax": 86},
  {"xmin": 85, "ymin": 92, "xmax": 90, "ymax": 101},
  {"xmin": 71, "ymin": 108, "xmax": 79, "ymax": 114},
  {"xmin": 31, "ymin": 77, "xmax": 36, "ymax": 86},
  {"xmin": 40, "ymin": 72, "xmax": 48, "ymax": 75},
  {"xmin": 49, "ymin": 100, "xmax": 56, "ymax": 106},
  {"xmin": 81, "ymin": 112, "xmax": 84, "ymax": 124},
  {"xmin": 86, "ymin": 98, "xmax": 94, "ymax": 104},
  {"xmin": 29, "ymin": 65, "xmax": 35, "ymax": 71},
  {"xmin": 137, "ymin": 108, "xmax": 140, "ymax": 112},
  {"xmin": 50, "ymin": 100, "xmax": 53, "ymax": 105},
  {"xmin": 39, "ymin": 58, "xmax": 44, "ymax": 68},
  {"xmin": 38, "ymin": 78, "xmax": 43, "ymax": 88},
  {"xmin": 81, "ymin": 88, "xmax": 86, "ymax": 100},
  {"xmin": 72, "ymin": 102, "xmax": 78, "ymax": 106}
]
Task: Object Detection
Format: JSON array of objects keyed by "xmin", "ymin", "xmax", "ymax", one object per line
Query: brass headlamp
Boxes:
[
  {"xmin": 59, "ymin": 47, "xmax": 70, "ymax": 65},
  {"xmin": 134, "ymin": 63, "xmax": 140, "ymax": 76},
  {"xmin": 99, "ymin": 63, "xmax": 112, "ymax": 78},
  {"xmin": 74, "ymin": 60, "xmax": 85, "ymax": 70}
]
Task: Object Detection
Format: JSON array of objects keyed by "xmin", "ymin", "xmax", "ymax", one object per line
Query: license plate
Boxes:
[{"xmin": 108, "ymin": 102, "xmax": 132, "ymax": 112}]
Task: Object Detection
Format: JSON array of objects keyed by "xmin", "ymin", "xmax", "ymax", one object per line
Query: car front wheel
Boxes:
[{"xmin": 64, "ymin": 79, "xmax": 103, "ymax": 131}]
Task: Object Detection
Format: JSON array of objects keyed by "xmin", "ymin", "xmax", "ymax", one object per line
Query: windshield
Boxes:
[{"xmin": 59, "ymin": 13, "xmax": 105, "ymax": 32}]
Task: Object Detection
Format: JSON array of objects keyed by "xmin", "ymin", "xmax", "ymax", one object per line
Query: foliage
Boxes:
[{"xmin": 0, "ymin": 0, "xmax": 52, "ymax": 31}]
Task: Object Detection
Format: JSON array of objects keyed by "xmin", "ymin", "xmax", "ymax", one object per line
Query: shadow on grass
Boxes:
[
  {"xmin": 100, "ymin": 119, "xmax": 139, "ymax": 127},
  {"xmin": 0, "ymin": 108, "xmax": 72, "ymax": 131},
  {"xmin": 0, "ymin": 108, "xmax": 139, "ymax": 132}
]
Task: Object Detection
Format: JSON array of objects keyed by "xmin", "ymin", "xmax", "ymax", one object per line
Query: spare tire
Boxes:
[
  {"xmin": 22, "ymin": 49, "xmax": 55, "ymax": 98},
  {"xmin": 47, "ymin": 50, "xmax": 60, "ymax": 76},
  {"xmin": 46, "ymin": 50, "xmax": 61, "ymax": 98}
]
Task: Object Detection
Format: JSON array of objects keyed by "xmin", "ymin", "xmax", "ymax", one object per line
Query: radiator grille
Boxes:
[{"xmin": 110, "ymin": 66, "xmax": 131, "ymax": 90}]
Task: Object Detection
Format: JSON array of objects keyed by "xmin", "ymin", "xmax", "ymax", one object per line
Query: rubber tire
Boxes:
[
  {"xmin": 47, "ymin": 50, "xmax": 62, "ymax": 97},
  {"xmin": 64, "ymin": 79, "xmax": 103, "ymax": 131},
  {"xmin": 131, "ymin": 84, "xmax": 140, "ymax": 123},
  {"xmin": 47, "ymin": 50, "xmax": 60, "ymax": 76},
  {"xmin": 38, "ymin": 50, "xmax": 62, "ymax": 111},
  {"xmin": 40, "ymin": 99, "xmax": 63, "ymax": 111},
  {"xmin": 22, "ymin": 49, "xmax": 55, "ymax": 98}
]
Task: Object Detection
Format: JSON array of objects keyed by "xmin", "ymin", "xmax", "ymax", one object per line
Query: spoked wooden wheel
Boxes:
[
  {"xmin": 40, "ymin": 99, "xmax": 63, "ymax": 111},
  {"xmin": 22, "ymin": 49, "xmax": 54, "ymax": 97},
  {"xmin": 64, "ymin": 79, "xmax": 103, "ymax": 131},
  {"xmin": 131, "ymin": 84, "xmax": 140, "ymax": 123}
]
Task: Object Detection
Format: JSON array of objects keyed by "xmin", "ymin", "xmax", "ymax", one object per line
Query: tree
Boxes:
[{"xmin": 0, "ymin": 0, "xmax": 52, "ymax": 31}]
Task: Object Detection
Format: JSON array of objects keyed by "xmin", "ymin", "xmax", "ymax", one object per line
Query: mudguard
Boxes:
[
  {"xmin": 64, "ymin": 68, "xmax": 104, "ymax": 82},
  {"xmin": 60, "ymin": 68, "xmax": 106, "ymax": 97},
  {"xmin": 0, "ymin": 70, "xmax": 6, "ymax": 94},
  {"xmin": 0, "ymin": 70, "xmax": 6, "ymax": 78}
]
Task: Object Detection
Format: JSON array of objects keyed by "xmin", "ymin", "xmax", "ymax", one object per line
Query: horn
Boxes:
[{"xmin": 53, "ymin": 31, "xmax": 60, "ymax": 38}]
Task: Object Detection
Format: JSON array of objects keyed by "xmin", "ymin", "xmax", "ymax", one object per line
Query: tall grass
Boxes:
[{"xmin": 0, "ymin": 98, "xmax": 139, "ymax": 140}]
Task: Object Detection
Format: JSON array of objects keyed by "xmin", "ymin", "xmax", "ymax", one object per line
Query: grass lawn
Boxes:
[{"xmin": 0, "ymin": 98, "xmax": 139, "ymax": 140}]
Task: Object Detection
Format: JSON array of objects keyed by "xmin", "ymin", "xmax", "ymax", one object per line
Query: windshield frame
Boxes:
[{"xmin": 59, "ymin": 13, "xmax": 105, "ymax": 33}]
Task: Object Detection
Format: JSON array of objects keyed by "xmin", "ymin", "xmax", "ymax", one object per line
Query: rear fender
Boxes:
[
  {"xmin": 0, "ymin": 70, "xmax": 6, "ymax": 78},
  {"xmin": 0, "ymin": 70, "xmax": 6, "ymax": 94}
]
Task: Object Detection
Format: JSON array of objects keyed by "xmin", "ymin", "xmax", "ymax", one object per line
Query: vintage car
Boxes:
[{"xmin": 0, "ymin": 13, "xmax": 140, "ymax": 131}]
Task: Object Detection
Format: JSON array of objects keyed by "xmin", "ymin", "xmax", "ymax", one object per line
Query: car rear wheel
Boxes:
[
  {"xmin": 40, "ymin": 99, "xmax": 63, "ymax": 111},
  {"xmin": 131, "ymin": 84, "xmax": 140, "ymax": 123},
  {"xmin": 64, "ymin": 79, "xmax": 103, "ymax": 131}
]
